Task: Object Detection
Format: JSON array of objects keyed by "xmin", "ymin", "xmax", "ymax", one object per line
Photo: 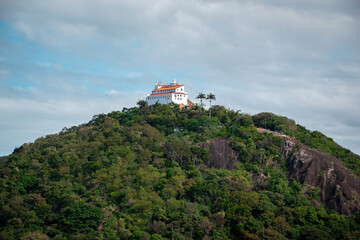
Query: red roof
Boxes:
[
  {"xmin": 147, "ymin": 92, "xmax": 187, "ymax": 97},
  {"xmin": 152, "ymin": 84, "xmax": 184, "ymax": 92},
  {"xmin": 147, "ymin": 92, "xmax": 172, "ymax": 97}
]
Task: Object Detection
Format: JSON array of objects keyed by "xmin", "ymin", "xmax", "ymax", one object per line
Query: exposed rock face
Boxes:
[
  {"xmin": 198, "ymin": 137, "xmax": 238, "ymax": 170},
  {"xmin": 201, "ymin": 135, "xmax": 360, "ymax": 214},
  {"xmin": 282, "ymin": 137, "xmax": 360, "ymax": 215}
]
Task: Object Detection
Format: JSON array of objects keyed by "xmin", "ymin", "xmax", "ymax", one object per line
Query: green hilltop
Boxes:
[{"xmin": 0, "ymin": 103, "xmax": 359, "ymax": 240}]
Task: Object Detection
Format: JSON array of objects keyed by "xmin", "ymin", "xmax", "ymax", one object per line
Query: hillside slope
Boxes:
[
  {"xmin": 0, "ymin": 104, "xmax": 359, "ymax": 240},
  {"xmin": 283, "ymin": 137, "xmax": 360, "ymax": 215},
  {"xmin": 200, "ymin": 133, "xmax": 360, "ymax": 215}
]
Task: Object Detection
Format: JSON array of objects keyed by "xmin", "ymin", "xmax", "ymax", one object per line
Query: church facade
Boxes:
[{"xmin": 146, "ymin": 79, "xmax": 189, "ymax": 107}]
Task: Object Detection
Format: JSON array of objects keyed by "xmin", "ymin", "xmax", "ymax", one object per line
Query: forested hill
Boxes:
[{"xmin": 1, "ymin": 103, "xmax": 360, "ymax": 240}]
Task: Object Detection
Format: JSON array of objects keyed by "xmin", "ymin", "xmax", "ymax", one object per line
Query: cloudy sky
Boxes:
[{"xmin": 0, "ymin": 0, "xmax": 359, "ymax": 156}]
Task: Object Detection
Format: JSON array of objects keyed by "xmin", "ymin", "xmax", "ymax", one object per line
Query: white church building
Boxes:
[{"xmin": 146, "ymin": 79, "xmax": 190, "ymax": 107}]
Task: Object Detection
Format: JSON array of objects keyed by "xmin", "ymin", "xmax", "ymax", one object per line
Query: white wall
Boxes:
[
  {"xmin": 172, "ymin": 93, "xmax": 188, "ymax": 106},
  {"xmin": 146, "ymin": 84, "xmax": 188, "ymax": 106},
  {"xmin": 146, "ymin": 95, "xmax": 172, "ymax": 105}
]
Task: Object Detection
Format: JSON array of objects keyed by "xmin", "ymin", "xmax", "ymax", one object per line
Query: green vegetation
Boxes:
[
  {"xmin": 196, "ymin": 92, "xmax": 206, "ymax": 111},
  {"xmin": 206, "ymin": 93, "xmax": 216, "ymax": 117},
  {"xmin": 252, "ymin": 112, "xmax": 360, "ymax": 177},
  {"xmin": 0, "ymin": 104, "xmax": 359, "ymax": 239}
]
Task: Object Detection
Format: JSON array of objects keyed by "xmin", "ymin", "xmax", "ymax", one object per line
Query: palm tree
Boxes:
[
  {"xmin": 206, "ymin": 93, "xmax": 216, "ymax": 117},
  {"xmin": 196, "ymin": 92, "xmax": 206, "ymax": 111}
]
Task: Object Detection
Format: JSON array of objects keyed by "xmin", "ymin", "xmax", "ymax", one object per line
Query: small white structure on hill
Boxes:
[{"xmin": 146, "ymin": 79, "xmax": 189, "ymax": 107}]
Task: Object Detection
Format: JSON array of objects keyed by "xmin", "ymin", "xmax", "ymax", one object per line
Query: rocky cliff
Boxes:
[
  {"xmin": 198, "ymin": 137, "xmax": 238, "ymax": 170},
  {"xmin": 201, "ymin": 135, "xmax": 360, "ymax": 214},
  {"xmin": 282, "ymin": 136, "xmax": 360, "ymax": 215}
]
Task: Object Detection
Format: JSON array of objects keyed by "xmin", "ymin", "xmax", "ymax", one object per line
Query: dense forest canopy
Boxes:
[{"xmin": 0, "ymin": 103, "xmax": 359, "ymax": 239}]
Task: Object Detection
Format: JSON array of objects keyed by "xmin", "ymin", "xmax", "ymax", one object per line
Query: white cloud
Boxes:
[{"xmin": 0, "ymin": 0, "xmax": 359, "ymax": 155}]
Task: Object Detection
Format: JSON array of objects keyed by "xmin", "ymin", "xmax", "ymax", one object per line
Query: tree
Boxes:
[
  {"xmin": 137, "ymin": 100, "xmax": 148, "ymax": 109},
  {"xmin": 21, "ymin": 231, "xmax": 49, "ymax": 240},
  {"xmin": 196, "ymin": 92, "xmax": 206, "ymax": 111},
  {"xmin": 59, "ymin": 202, "xmax": 104, "ymax": 233},
  {"xmin": 206, "ymin": 93, "xmax": 216, "ymax": 117}
]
